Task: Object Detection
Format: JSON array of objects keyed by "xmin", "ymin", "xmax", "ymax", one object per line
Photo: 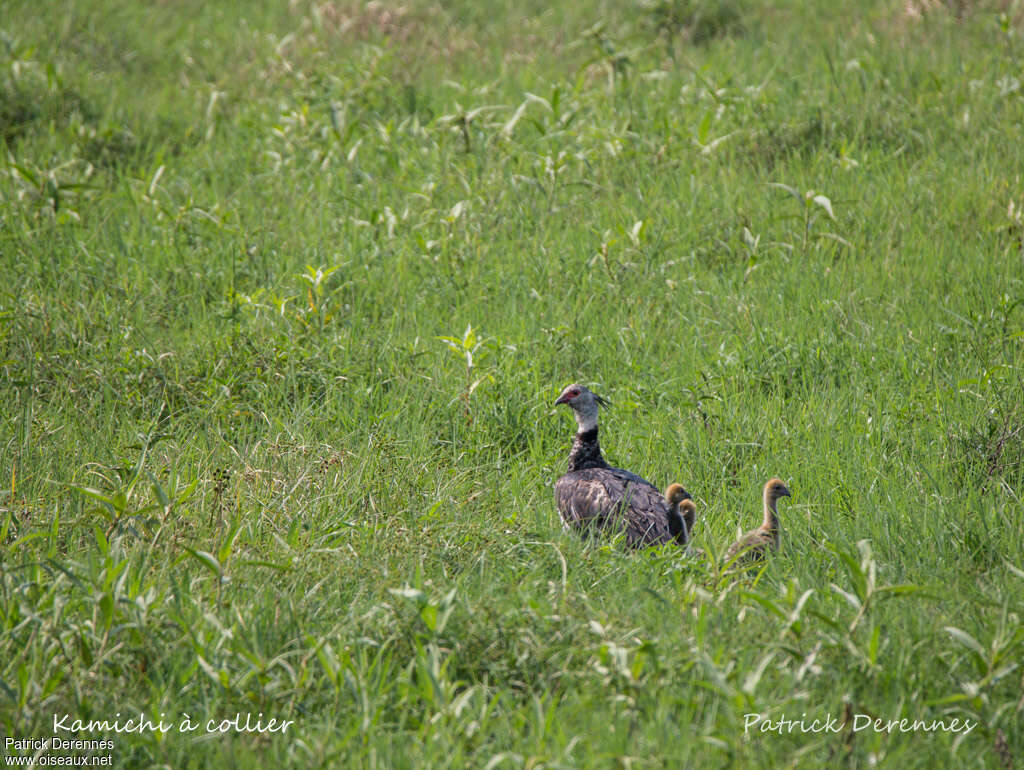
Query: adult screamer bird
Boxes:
[
  {"xmin": 725, "ymin": 478, "xmax": 791, "ymax": 565},
  {"xmin": 553, "ymin": 383, "xmax": 693, "ymax": 548}
]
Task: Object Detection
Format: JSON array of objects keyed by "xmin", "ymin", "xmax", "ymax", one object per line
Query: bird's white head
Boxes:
[{"xmin": 554, "ymin": 383, "xmax": 607, "ymax": 433}]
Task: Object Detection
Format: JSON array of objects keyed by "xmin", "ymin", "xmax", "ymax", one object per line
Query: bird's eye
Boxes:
[{"xmin": 569, "ymin": 389, "xmax": 580, "ymax": 397}]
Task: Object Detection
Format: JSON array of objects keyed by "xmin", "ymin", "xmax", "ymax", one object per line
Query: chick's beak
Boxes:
[{"xmin": 554, "ymin": 394, "xmax": 570, "ymax": 406}]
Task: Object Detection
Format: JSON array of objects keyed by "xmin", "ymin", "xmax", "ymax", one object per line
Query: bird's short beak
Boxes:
[
  {"xmin": 781, "ymin": 486, "xmax": 792, "ymax": 497},
  {"xmin": 554, "ymin": 394, "xmax": 570, "ymax": 406}
]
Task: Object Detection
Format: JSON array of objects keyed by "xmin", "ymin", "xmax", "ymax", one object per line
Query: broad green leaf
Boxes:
[
  {"xmin": 830, "ymin": 583, "xmax": 862, "ymax": 611},
  {"xmin": 185, "ymin": 548, "xmax": 222, "ymax": 577}
]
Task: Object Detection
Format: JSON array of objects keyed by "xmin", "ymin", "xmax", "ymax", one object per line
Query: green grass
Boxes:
[{"xmin": 3, "ymin": 0, "xmax": 1024, "ymax": 766}]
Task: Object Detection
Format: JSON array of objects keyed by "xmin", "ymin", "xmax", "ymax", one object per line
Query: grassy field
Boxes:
[{"xmin": 3, "ymin": 0, "xmax": 1024, "ymax": 766}]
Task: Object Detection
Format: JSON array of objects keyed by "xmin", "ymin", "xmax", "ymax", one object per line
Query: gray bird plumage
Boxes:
[{"xmin": 553, "ymin": 384, "xmax": 692, "ymax": 548}]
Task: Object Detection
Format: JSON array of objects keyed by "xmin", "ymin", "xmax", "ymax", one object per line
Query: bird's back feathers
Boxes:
[{"xmin": 555, "ymin": 466, "xmax": 683, "ymax": 548}]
